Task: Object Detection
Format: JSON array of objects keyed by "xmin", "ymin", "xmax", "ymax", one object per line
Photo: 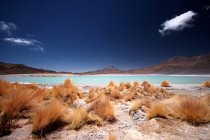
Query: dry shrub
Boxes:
[
  {"xmin": 87, "ymin": 112, "xmax": 103, "ymax": 126},
  {"xmin": 173, "ymin": 97, "xmax": 210, "ymax": 123},
  {"xmin": 146, "ymin": 101, "xmax": 170, "ymax": 120},
  {"xmin": 108, "ymin": 132, "xmax": 116, "ymax": 140},
  {"xmin": 68, "ymin": 107, "xmax": 88, "ymax": 130},
  {"xmin": 90, "ymin": 94, "xmax": 115, "ymax": 122},
  {"xmin": 118, "ymin": 82, "xmax": 126, "ymax": 91},
  {"xmin": 110, "ymin": 88, "xmax": 122, "ymax": 99},
  {"xmin": 129, "ymin": 98, "xmax": 152, "ymax": 113},
  {"xmin": 126, "ymin": 82, "xmax": 132, "ymax": 89},
  {"xmin": 32, "ymin": 100, "xmax": 66, "ymax": 135},
  {"xmin": 64, "ymin": 79, "xmax": 73, "ymax": 88},
  {"xmin": 107, "ymin": 81, "xmax": 117, "ymax": 89},
  {"xmin": 160, "ymin": 88, "xmax": 166, "ymax": 93},
  {"xmin": 133, "ymin": 81, "xmax": 139, "ymax": 88},
  {"xmin": 200, "ymin": 94, "xmax": 210, "ymax": 106},
  {"xmin": 52, "ymin": 79, "xmax": 80, "ymax": 105},
  {"xmin": 146, "ymin": 95, "xmax": 210, "ymax": 124},
  {"xmin": 202, "ymin": 81, "xmax": 210, "ymax": 88},
  {"xmin": 160, "ymin": 81, "xmax": 170, "ymax": 87},
  {"xmin": 144, "ymin": 85, "xmax": 157, "ymax": 94},
  {"xmin": 85, "ymin": 88, "xmax": 99, "ymax": 103},
  {"xmin": 0, "ymin": 80, "xmax": 11, "ymax": 96},
  {"xmin": 123, "ymin": 92, "xmax": 135, "ymax": 102},
  {"xmin": 141, "ymin": 81, "xmax": 150, "ymax": 87},
  {"xmin": 1, "ymin": 89, "xmax": 40, "ymax": 118}
]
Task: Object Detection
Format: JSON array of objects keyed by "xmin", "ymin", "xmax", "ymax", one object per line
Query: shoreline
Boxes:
[{"xmin": 1, "ymin": 73, "xmax": 210, "ymax": 77}]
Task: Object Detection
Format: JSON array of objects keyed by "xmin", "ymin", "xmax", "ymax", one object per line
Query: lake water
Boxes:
[{"xmin": 1, "ymin": 75, "xmax": 210, "ymax": 86}]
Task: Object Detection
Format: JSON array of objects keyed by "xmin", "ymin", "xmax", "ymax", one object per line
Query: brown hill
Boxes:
[
  {"xmin": 80, "ymin": 66, "xmax": 124, "ymax": 75},
  {"xmin": 126, "ymin": 53, "xmax": 210, "ymax": 74},
  {"xmin": 0, "ymin": 62, "xmax": 57, "ymax": 75}
]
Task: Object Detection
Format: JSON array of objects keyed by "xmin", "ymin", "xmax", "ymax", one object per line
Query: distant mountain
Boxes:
[
  {"xmin": 0, "ymin": 62, "xmax": 57, "ymax": 75},
  {"xmin": 126, "ymin": 53, "xmax": 210, "ymax": 74},
  {"xmin": 79, "ymin": 53, "xmax": 210, "ymax": 75},
  {"xmin": 1, "ymin": 53, "xmax": 210, "ymax": 75},
  {"xmin": 80, "ymin": 66, "xmax": 124, "ymax": 75}
]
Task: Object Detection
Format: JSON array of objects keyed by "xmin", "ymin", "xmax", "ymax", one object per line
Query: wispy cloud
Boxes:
[
  {"xmin": 0, "ymin": 21, "xmax": 17, "ymax": 36},
  {"xmin": 158, "ymin": 11, "xmax": 197, "ymax": 36},
  {"xmin": 4, "ymin": 37, "xmax": 44, "ymax": 51}
]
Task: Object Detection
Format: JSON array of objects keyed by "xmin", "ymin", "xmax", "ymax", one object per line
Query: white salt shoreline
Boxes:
[{"xmin": 1, "ymin": 73, "xmax": 210, "ymax": 77}]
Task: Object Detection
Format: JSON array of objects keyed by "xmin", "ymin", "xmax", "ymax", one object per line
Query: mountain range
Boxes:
[{"xmin": 1, "ymin": 53, "xmax": 210, "ymax": 75}]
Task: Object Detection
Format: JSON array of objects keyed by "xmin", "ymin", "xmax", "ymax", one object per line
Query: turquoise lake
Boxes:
[{"xmin": 1, "ymin": 75, "xmax": 210, "ymax": 86}]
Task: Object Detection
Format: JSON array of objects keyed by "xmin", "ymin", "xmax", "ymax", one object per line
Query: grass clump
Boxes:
[
  {"xmin": 160, "ymin": 81, "xmax": 171, "ymax": 87},
  {"xmin": 68, "ymin": 107, "xmax": 88, "ymax": 130},
  {"xmin": 173, "ymin": 96, "xmax": 210, "ymax": 124},
  {"xmin": 90, "ymin": 94, "xmax": 116, "ymax": 122},
  {"xmin": 202, "ymin": 81, "xmax": 210, "ymax": 88},
  {"xmin": 32, "ymin": 100, "xmax": 67, "ymax": 136},
  {"xmin": 145, "ymin": 95, "xmax": 210, "ymax": 124}
]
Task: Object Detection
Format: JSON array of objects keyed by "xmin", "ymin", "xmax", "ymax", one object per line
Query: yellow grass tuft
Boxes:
[
  {"xmin": 1, "ymin": 89, "xmax": 40, "ymax": 118},
  {"xmin": 202, "ymin": 81, "xmax": 210, "ymax": 88},
  {"xmin": 118, "ymin": 82, "xmax": 126, "ymax": 91},
  {"xmin": 110, "ymin": 88, "xmax": 122, "ymax": 99},
  {"xmin": 160, "ymin": 81, "xmax": 171, "ymax": 87},
  {"xmin": 146, "ymin": 101, "xmax": 170, "ymax": 120},
  {"xmin": 32, "ymin": 100, "xmax": 66, "ymax": 135},
  {"xmin": 107, "ymin": 81, "xmax": 117, "ymax": 89},
  {"xmin": 129, "ymin": 98, "xmax": 152, "ymax": 113},
  {"xmin": 144, "ymin": 85, "xmax": 157, "ymax": 94},
  {"xmin": 87, "ymin": 113, "xmax": 103, "ymax": 126},
  {"xmin": 108, "ymin": 132, "xmax": 116, "ymax": 140},
  {"xmin": 0, "ymin": 80, "xmax": 11, "ymax": 96},
  {"xmin": 85, "ymin": 88, "xmax": 99, "ymax": 103},
  {"xmin": 173, "ymin": 97, "xmax": 210, "ymax": 123},
  {"xmin": 123, "ymin": 92, "xmax": 135, "ymax": 102},
  {"xmin": 68, "ymin": 107, "xmax": 88, "ymax": 130},
  {"xmin": 90, "ymin": 94, "xmax": 115, "ymax": 122},
  {"xmin": 126, "ymin": 82, "xmax": 132, "ymax": 89},
  {"xmin": 141, "ymin": 81, "xmax": 150, "ymax": 87},
  {"xmin": 133, "ymin": 81, "xmax": 139, "ymax": 88}
]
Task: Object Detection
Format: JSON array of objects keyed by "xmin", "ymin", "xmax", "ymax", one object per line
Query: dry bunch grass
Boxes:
[
  {"xmin": 172, "ymin": 96, "xmax": 210, "ymax": 123},
  {"xmin": 202, "ymin": 81, "xmax": 210, "ymax": 88},
  {"xmin": 68, "ymin": 107, "xmax": 88, "ymax": 130},
  {"xmin": 110, "ymin": 88, "xmax": 122, "ymax": 99},
  {"xmin": 146, "ymin": 95, "xmax": 210, "ymax": 124},
  {"xmin": 89, "ymin": 94, "xmax": 115, "ymax": 122},
  {"xmin": 146, "ymin": 100, "xmax": 170, "ymax": 119},
  {"xmin": 108, "ymin": 132, "xmax": 116, "ymax": 140},
  {"xmin": 160, "ymin": 81, "xmax": 171, "ymax": 87},
  {"xmin": 85, "ymin": 88, "xmax": 99, "ymax": 103},
  {"xmin": 129, "ymin": 98, "xmax": 152, "ymax": 113},
  {"xmin": 32, "ymin": 100, "xmax": 66, "ymax": 136},
  {"xmin": 107, "ymin": 81, "xmax": 117, "ymax": 89},
  {"xmin": 118, "ymin": 82, "xmax": 126, "ymax": 91},
  {"xmin": 141, "ymin": 81, "xmax": 150, "ymax": 87},
  {"xmin": 133, "ymin": 81, "xmax": 139, "ymax": 88}
]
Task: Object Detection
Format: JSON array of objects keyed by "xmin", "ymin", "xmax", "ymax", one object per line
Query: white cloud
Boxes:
[
  {"xmin": 4, "ymin": 38, "xmax": 44, "ymax": 51},
  {"xmin": 0, "ymin": 21, "xmax": 17, "ymax": 36},
  {"xmin": 158, "ymin": 11, "xmax": 197, "ymax": 36}
]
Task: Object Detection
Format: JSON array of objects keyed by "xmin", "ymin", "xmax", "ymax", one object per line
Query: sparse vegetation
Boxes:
[
  {"xmin": 32, "ymin": 100, "xmax": 67, "ymax": 136},
  {"xmin": 160, "ymin": 81, "xmax": 171, "ymax": 87},
  {"xmin": 89, "ymin": 94, "xmax": 116, "ymax": 122},
  {"xmin": 202, "ymin": 81, "xmax": 210, "ymax": 88},
  {"xmin": 1, "ymin": 78, "xmax": 210, "ymax": 139}
]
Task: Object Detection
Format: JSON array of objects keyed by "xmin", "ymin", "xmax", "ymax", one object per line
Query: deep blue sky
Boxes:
[{"xmin": 0, "ymin": 0, "xmax": 210, "ymax": 72}]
